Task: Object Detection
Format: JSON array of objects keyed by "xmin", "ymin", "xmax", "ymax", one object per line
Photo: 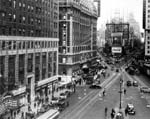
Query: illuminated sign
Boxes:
[
  {"xmin": 112, "ymin": 47, "xmax": 122, "ymax": 53},
  {"xmin": 111, "ymin": 32, "xmax": 123, "ymax": 37}
]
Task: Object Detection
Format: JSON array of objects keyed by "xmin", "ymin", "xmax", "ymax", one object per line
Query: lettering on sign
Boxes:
[{"xmin": 112, "ymin": 47, "xmax": 122, "ymax": 53}]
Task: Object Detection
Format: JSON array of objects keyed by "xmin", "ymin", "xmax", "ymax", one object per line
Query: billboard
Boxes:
[{"xmin": 112, "ymin": 47, "xmax": 122, "ymax": 53}]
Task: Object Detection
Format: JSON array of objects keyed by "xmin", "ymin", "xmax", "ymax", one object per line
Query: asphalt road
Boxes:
[
  {"xmin": 58, "ymin": 72, "xmax": 120, "ymax": 119},
  {"xmin": 58, "ymin": 70, "xmax": 150, "ymax": 119},
  {"xmin": 122, "ymin": 71, "xmax": 150, "ymax": 119}
]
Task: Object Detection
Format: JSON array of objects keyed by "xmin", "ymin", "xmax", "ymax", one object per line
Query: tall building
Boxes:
[
  {"xmin": 58, "ymin": 0, "xmax": 98, "ymax": 76},
  {"xmin": 105, "ymin": 22, "xmax": 129, "ymax": 56},
  {"xmin": 142, "ymin": 0, "xmax": 150, "ymax": 76},
  {"xmin": 143, "ymin": 0, "xmax": 150, "ymax": 57},
  {"xmin": 0, "ymin": 0, "xmax": 59, "ymax": 116}
]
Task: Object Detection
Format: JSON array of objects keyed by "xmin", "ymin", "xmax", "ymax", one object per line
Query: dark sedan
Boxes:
[
  {"xmin": 133, "ymin": 80, "xmax": 138, "ymax": 87},
  {"xmin": 126, "ymin": 80, "xmax": 132, "ymax": 87},
  {"xmin": 140, "ymin": 86, "xmax": 150, "ymax": 93},
  {"xmin": 89, "ymin": 84, "xmax": 101, "ymax": 89}
]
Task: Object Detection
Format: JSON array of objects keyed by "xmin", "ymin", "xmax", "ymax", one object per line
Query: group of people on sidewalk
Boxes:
[{"xmin": 104, "ymin": 107, "xmax": 116, "ymax": 119}]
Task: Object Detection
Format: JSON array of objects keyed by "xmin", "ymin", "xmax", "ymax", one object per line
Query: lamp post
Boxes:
[{"xmin": 119, "ymin": 78, "xmax": 123, "ymax": 109}]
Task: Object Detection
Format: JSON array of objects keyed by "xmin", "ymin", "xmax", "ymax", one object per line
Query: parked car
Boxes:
[
  {"xmin": 133, "ymin": 80, "xmax": 138, "ymax": 87},
  {"xmin": 86, "ymin": 79, "xmax": 93, "ymax": 85},
  {"xmin": 111, "ymin": 66, "xmax": 114, "ymax": 71},
  {"xmin": 116, "ymin": 68, "xmax": 119, "ymax": 72},
  {"xmin": 116, "ymin": 111, "xmax": 124, "ymax": 119},
  {"xmin": 89, "ymin": 84, "xmax": 101, "ymax": 89},
  {"xmin": 50, "ymin": 97, "xmax": 59, "ymax": 104},
  {"xmin": 126, "ymin": 80, "xmax": 132, "ymax": 87},
  {"xmin": 126, "ymin": 103, "xmax": 136, "ymax": 115},
  {"xmin": 64, "ymin": 90, "xmax": 72, "ymax": 97},
  {"xmin": 59, "ymin": 93, "xmax": 67, "ymax": 99},
  {"xmin": 140, "ymin": 86, "xmax": 150, "ymax": 93},
  {"xmin": 57, "ymin": 100, "xmax": 69, "ymax": 112}
]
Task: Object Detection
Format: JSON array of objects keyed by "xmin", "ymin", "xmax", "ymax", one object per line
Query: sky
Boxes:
[{"xmin": 96, "ymin": 0, "xmax": 143, "ymax": 31}]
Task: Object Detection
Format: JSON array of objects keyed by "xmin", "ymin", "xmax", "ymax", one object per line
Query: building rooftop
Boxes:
[
  {"xmin": 59, "ymin": 0, "xmax": 98, "ymax": 16},
  {"xmin": 80, "ymin": 0, "xmax": 98, "ymax": 15}
]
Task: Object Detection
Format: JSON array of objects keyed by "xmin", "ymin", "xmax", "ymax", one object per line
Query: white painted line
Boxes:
[
  {"xmin": 78, "ymin": 97, "xmax": 81, "ymax": 99},
  {"xmin": 146, "ymin": 105, "xmax": 150, "ymax": 107}
]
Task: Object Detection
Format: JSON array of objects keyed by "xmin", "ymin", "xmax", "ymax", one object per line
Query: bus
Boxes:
[{"xmin": 36, "ymin": 109, "xmax": 60, "ymax": 119}]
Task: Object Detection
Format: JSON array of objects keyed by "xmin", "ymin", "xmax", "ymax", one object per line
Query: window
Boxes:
[
  {"xmin": 28, "ymin": 5, "xmax": 30, "ymax": 12},
  {"xmin": 31, "ymin": 6, "xmax": 34, "ymax": 12},
  {"xmin": 9, "ymin": 27, "xmax": 12, "ymax": 35},
  {"xmin": 23, "ymin": 3, "xmax": 25, "ymax": 9},
  {"xmin": 9, "ymin": 0, "xmax": 12, "ymax": 7},
  {"xmin": 22, "ymin": 16, "xmax": 25, "ymax": 23},
  {"xmin": 62, "ymin": 58, "xmax": 66, "ymax": 63},
  {"xmin": 1, "ymin": 12, "xmax": 6, "ymax": 17},
  {"xmin": 18, "ymin": 41, "xmax": 22, "ymax": 49},
  {"xmin": 19, "ymin": 2, "xmax": 22, "ymax": 8},
  {"xmin": 13, "ymin": 0, "xmax": 16, "ymax": 8},
  {"xmin": 22, "ymin": 29, "xmax": 25, "ymax": 36},
  {"xmin": 13, "ymin": 14, "xmax": 16, "ymax": 22},
  {"xmin": 8, "ymin": 41, "xmax": 12, "ymax": 50},
  {"xmin": 19, "ymin": 15, "xmax": 22, "ymax": 23},
  {"xmin": 8, "ymin": 13, "xmax": 12, "ymax": 22}
]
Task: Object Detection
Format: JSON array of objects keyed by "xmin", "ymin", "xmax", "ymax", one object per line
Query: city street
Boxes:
[
  {"xmin": 0, "ymin": 0, "xmax": 149, "ymax": 119},
  {"xmin": 123, "ymin": 71, "xmax": 150, "ymax": 119},
  {"xmin": 57, "ymin": 70, "xmax": 150, "ymax": 119},
  {"xmin": 58, "ymin": 72, "xmax": 120, "ymax": 119}
]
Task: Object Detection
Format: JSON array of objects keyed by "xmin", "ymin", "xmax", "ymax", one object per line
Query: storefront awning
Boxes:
[
  {"xmin": 37, "ymin": 75, "xmax": 58, "ymax": 87},
  {"xmin": 82, "ymin": 64, "xmax": 88, "ymax": 69},
  {"xmin": 57, "ymin": 75, "xmax": 73, "ymax": 87}
]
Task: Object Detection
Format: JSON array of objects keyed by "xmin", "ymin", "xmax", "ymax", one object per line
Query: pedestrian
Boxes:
[
  {"xmin": 111, "ymin": 112, "xmax": 115, "ymax": 119},
  {"xmin": 105, "ymin": 107, "xmax": 108, "ymax": 117},
  {"xmin": 111, "ymin": 108, "xmax": 115, "ymax": 115},
  {"xmin": 67, "ymin": 101, "xmax": 69, "ymax": 107},
  {"xmin": 103, "ymin": 88, "xmax": 106, "ymax": 96},
  {"xmin": 125, "ymin": 107, "xmax": 128, "ymax": 116},
  {"xmin": 124, "ymin": 88, "xmax": 126, "ymax": 95}
]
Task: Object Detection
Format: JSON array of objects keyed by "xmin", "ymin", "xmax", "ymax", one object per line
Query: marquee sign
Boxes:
[{"xmin": 112, "ymin": 47, "xmax": 122, "ymax": 53}]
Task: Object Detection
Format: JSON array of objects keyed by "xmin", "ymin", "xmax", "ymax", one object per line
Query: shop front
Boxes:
[
  {"xmin": 57, "ymin": 75, "xmax": 76, "ymax": 93},
  {"xmin": 35, "ymin": 76, "xmax": 58, "ymax": 104}
]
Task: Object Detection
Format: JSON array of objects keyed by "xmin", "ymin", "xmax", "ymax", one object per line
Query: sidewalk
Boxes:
[
  {"xmin": 14, "ymin": 68, "xmax": 114, "ymax": 119},
  {"xmin": 113, "ymin": 107, "xmax": 129, "ymax": 119}
]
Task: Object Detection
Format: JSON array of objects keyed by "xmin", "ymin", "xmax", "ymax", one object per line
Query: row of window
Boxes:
[
  {"xmin": 59, "ymin": 52, "xmax": 93, "ymax": 64},
  {"xmin": 3, "ymin": 0, "xmax": 56, "ymax": 15},
  {"xmin": 147, "ymin": 50, "xmax": 150, "ymax": 54},
  {"xmin": 147, "ymin": 46, "xmax": 150, "ymax": 49},
  {"xmin": 0, "ymin": 51, "xmax": 57, "ymax": 90},
  {"xmin": 0, "ymin": 40, "xmax": 58, "ymax": 50},
  {"xmin": 0, "ymin": 11, "xmax": 57, "ymax": 28},
  {"xmin": 0, "ymin": 27, "xmax": 57, "ymax": 38}
]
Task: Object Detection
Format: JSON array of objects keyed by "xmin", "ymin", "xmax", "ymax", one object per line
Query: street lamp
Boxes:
[{"xmin": 119, "ymin": 78, "xmax": 123, "ymax": 109}]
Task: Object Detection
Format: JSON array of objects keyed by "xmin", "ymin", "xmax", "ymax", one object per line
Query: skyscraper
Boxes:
[
  {"xmin": 0, "ymin": 0, "xmax": 59, "ymax": 117},
  {"xmin": 58, "ymin": 0, "xmax": 98, "ymax": 76}
]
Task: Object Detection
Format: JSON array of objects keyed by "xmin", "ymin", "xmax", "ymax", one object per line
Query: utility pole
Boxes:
[{"xmin": 119, "ymin": 77, "xmax": 123, "ymax": 109}]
